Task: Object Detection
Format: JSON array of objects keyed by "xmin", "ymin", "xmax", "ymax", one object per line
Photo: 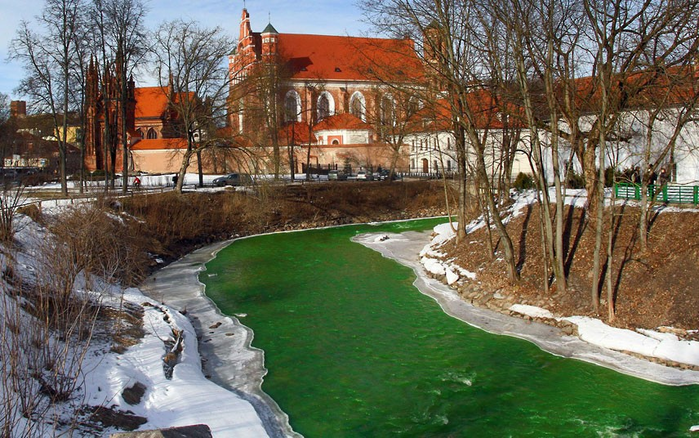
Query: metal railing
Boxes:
[{"xmin": 614, "ymin": 182, "xmax": 699, "ymax": 205}]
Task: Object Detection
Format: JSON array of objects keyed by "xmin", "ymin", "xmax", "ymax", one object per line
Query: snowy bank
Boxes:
[
  {"xmin": 1, "ymin": 211, "xmax": 280, "ymax": 437},
  {"xmin": 139, "ymin": 241, "xmax": 297, "ymax": 438},
  {"xmin": 354, "ymin": 228, "xmax": 699, "ymax": 387},
  {"xmin": 82, "ymin": 287, "xmax": 270, "ymax": 437}
]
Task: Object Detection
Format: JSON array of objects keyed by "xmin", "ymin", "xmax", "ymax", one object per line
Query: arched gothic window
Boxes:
[
  {"xmin": 381, "ymin": 94, "xmax": 396, "ymax": 127},
  {"xmin": 317, "ymin": 91, "xmax": 335, "ymax": 120},
  {"xmin": 147, "ymin": 128, "xmax": 157, "ymax": 139},
  {"xmin": 136, "ymin": 128, "xmax": 144, "ymax": 139},
  {"xmin": 284, "ymin": 90, "xmax": 302, "ymax": 123},
  {"xmin": 349, "ymin": 92, "xmax": 366, "ymax": 122}
]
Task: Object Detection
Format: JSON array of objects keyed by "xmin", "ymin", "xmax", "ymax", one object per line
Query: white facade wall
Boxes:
[
  {"xmin": 411, "ymin": 107, "xmax": 699, "ymax": 185},
  {"xmin": 406, "ymin": 129, "xmax": 533, "ymax": 180}
]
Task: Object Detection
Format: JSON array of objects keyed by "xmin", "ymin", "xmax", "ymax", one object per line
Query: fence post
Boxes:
[{"xmin": 694, "ymin": 186, "xmax": 698, "ymax": 206}]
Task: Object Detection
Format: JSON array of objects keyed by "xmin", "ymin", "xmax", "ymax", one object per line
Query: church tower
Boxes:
[
  {"xmin": 261, "ymin": 22, "xmax": 278, "ymax": 59},
  {"xmin": 231, "ymin": 8, "xmax": 256, "ymax": 81},
  {"xmin": 84, "ymin": 57, "xmax": 104, "ymax": 171}
]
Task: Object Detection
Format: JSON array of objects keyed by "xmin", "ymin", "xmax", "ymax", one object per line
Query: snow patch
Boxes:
[{"xmin": 509, "ymin": 304, "xmax": 555, "ymax": 319}]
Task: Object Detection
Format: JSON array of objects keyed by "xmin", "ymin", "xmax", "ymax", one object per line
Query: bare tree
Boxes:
[
  {"xmin": 91, "ymin": 0, "xmax": 148, "ymax": 192},
  {"xmin": 0, "ymin": 93, "xmax": 14, "ymax": 169},
  {"xmin": 366, "ymin": 0, "xmax": 521, "ymax": 282},
  {"xmin": 152, "ymin": 19, "xmax": 233, "ymax": 192},
  {"xmin": 10, "ymin": 0, "xmax": 86, "ymax": 196}
]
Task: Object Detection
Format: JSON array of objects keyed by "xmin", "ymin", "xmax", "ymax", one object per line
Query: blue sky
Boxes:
[{"xmin": 0, "ymin": 0, "xmax": 369, "ymax": 102}]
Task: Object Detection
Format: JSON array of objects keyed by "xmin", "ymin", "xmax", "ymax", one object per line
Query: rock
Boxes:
[
  {"xmin": 122, "ymin": 382, "xmax": 146, "ymax": 406},
  {"xmin": 89, "ymin": 405, "xmax": 147, "ymax": 432},
  {"xmin": 561, "ymin": 325, "xmax": 576, "ymax": 336},
  {"xmin": 110, "ymin": 424, "xmax": 213, "ymax": 437}
]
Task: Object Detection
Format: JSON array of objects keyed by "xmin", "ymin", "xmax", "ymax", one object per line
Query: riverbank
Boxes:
[
  {"xmin": 354, "ymin": 228, "xmax": 699, "ymax": 386},
  {"xmin": 139, "ymin": 239, "xmax": 299, "ymax": 438},
  {"xmin": 137, "ymin": 219, "xmax": 699, "ymax": 437}
]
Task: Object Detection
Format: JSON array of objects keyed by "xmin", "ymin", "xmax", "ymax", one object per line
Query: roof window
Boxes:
[{"xmin": 335, "ymin": 67, "xmax": 342, "ymax": 72}]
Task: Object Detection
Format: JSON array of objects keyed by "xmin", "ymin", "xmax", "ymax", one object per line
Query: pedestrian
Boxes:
[
  {"xmin": 632, "ymin": 166, "xmax": 641, "ymax": 184},
  {"xmin": 134, "ymin": 176, "xmax": 141, "ymax": 189},
  {"xmin": 172, "ymin": 174, "xmax": 179, "ymax": 187},
  {"xmin": 646, "ymin": 164, "xmax": 657, "ymax": 186},
  {"xmin": 658, "ymin": 167, "xmax": 669, "ymax": 186}
]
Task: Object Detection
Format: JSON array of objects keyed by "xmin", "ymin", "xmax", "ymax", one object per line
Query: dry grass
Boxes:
[{"xmin": 121, "ymin": 181, "xmax": 452, "ymax": 265}]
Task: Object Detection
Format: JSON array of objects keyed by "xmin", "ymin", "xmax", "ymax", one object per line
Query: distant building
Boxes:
[
  {"xmin": 83, "ymin": 59, "xmax": 191, "ymax": 174},
  {"xmin": 10, "ymin": 101, "xmax": 26, "ymax": 119},
  {"xmin": 228, "ymin": 8, "xmax": 425, "ymax": 173}
]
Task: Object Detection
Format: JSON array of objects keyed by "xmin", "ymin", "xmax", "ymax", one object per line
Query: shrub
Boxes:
[
  {"xmin": 566, "ymin": 169, "xmax": 585, "ymax": 189},
  {"xmin": 513, "ymin": 172, "xmax": 535, "ymax": 190}
]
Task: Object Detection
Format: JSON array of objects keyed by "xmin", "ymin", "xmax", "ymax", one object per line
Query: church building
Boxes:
[
  {"xmin": 228, "ymin": 8, "xmax": 426, "ymax": 174},
  {"xmin": 83, "ymin": 59, "xmax": 190, "ymax": 174}
]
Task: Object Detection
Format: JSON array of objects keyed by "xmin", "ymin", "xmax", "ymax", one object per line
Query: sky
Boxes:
[{"xmin": 0, "ymin": 0, "xmax": 370, "ymax": 103}]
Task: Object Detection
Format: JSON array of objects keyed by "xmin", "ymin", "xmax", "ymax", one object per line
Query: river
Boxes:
[{"xmin": 202, "ymin": 219, "xmax": 699, "ymax": 437}]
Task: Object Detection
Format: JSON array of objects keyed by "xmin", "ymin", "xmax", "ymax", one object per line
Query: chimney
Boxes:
[{"xmin": 10, "ymin": 100, "xmax": 27, "ymax": 118}]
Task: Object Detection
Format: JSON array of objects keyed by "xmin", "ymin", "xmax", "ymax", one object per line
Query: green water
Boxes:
[{"xmin": 202, "ymin": 219, "xmax": 699, "ymax": 437}]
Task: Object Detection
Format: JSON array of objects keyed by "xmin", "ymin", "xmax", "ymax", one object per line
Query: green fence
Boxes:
[{"xmin": 614, "ymin": 182, "xmax": 699, "ymax": 205}]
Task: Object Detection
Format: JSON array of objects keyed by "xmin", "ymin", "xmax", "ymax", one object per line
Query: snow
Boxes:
[
  {"xmin": 80, "ymin": 288, "xmax": 268, "ymax": 437},
  {"xmin": 4, "ymin": 185, "xmax": 699, "ymax": 435},
  {"xmin": 1, "ymin": 205, "xmax": 273, "ymax": 437},
  {"xmin": 421, "ymin": 191, "xmax": 699, "ymax": 375},
  {"xmin": 510, "ymin": 304, "xmax": 556, "ymax": 319}
]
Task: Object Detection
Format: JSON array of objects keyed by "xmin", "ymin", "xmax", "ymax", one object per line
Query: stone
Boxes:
[
  {"xmin": 122, "ymin": 382, "xmax": 146, "ymax": 406},
  {"xmin": 110, "ymin": 424, "xmax": 213, "ymax": 437}
]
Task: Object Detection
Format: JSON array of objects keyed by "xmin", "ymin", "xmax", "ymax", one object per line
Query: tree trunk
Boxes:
[
  {"xmin": 476, "ymin": 152, "xmax": 519, "ymax": 283},
  {"xmin": 197, "ymin": 149, "xmax": 204, "ymax": 187},
  {"xmin": 121, "ymin": 69, "xmax": 129, "ymax": 194}
]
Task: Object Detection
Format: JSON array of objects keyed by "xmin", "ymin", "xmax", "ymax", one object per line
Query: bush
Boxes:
[
  {"xmin": 566, "ymin": 169, "xmax": 585, "ymax": 189},
  {"xmin": 49, "ymin": 205, "xmax": 152, "ymax": 286},
  {"xmin": 604, "ymin": 167, "xmax": 622, "ymax": 187},
  {"xmin": 513, "ymin": 172, "xmax": 535, "ymax": 190}
]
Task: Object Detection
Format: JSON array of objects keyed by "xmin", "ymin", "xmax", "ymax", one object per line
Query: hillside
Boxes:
[
  {"xmin": 123, "ymin": 182, "xmax": 698, "ymax": 333},
  {"xmin": 441, "ymin": 198, "xmax": 699, "ymax": 332},
  {"xmin": 120, "ymin": 180, "xmax": 452, "ymax": 275}
]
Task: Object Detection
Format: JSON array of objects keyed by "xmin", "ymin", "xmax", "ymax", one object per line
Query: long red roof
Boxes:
[
  {"xmin": 130, "ymin": 138, "xmax": 188, "ymax": 150},
  {"xmin": 277, "ymin": 34, "xmax": 424, "ymax": 83}
]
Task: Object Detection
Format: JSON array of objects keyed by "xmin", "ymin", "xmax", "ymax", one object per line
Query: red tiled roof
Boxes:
[
  {"xmin": 313, "ymin": 113, "xmax": 371, "ymax": 131},
  {"xmin": 410, "ymin": 91, "xmax": 526, "ymax": 132},
  {"xmin": 130, "ymin": 138, "xmax": 188, "ymax": 151},
  {"xmin": 278, "ymin": 122, "xmax": 317, "ymax": 144},
  {"xmin": 134, "ymin": 86, "xmax": 196, "ymax": 119},
  {"xmin": 134, "ymin": 87, "xmax": 169, "ymax": 119},
  {"xmin": 277, "ymin": 34, "xmax": 424, "ymax": 82}
]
